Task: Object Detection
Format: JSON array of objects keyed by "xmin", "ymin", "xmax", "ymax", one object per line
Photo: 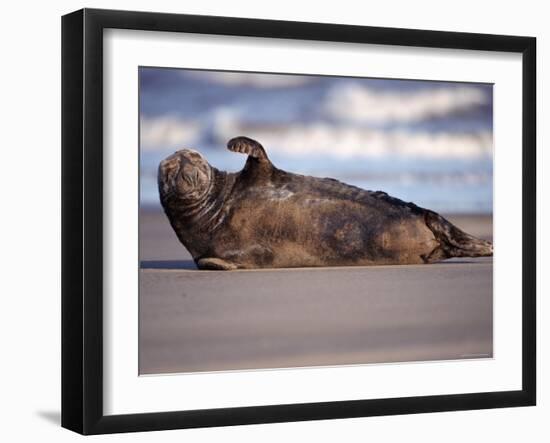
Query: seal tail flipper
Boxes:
[{"xmin": 422, "ymin": 210, "xmax": 493, "ymax": 263}]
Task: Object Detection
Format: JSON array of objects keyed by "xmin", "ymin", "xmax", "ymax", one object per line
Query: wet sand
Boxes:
[{"xmin": 139, "ymin": 210, "xmax": 493, "ymax": 375}]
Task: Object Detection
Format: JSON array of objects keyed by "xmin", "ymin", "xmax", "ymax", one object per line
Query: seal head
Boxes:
[
  {"xmin": 158, "ymin": 148, "xmax": 231, "ymax": 260},
  {"xmin": 158, "ymin": 149, "xmax": 213, "ymax": 209}
]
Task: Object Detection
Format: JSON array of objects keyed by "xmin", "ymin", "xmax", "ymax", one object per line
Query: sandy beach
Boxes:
[{"xmin": 139, "ymin": 209, "xmax": 493, "ymax": 375}]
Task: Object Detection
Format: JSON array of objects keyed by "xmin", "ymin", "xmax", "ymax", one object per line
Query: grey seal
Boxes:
[{"xmin": 158, "ymin": 136, "xmax": 493, "ymax": 270}]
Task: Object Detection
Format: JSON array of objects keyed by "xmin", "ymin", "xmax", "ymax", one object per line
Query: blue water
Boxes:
[{"xmin": 140, "ymin": 68, "xmax": 493, "ymax": 214}]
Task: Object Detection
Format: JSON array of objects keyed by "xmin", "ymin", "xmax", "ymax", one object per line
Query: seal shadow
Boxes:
[
  {"xmin": 140, "ymin": 260, "xmax": 198, "ymax": 270},
  {"xmin": 138, "ymin": 258, "xmax": 492, "ymax": 270},
  {"xmin": 438, "ymin": 257, "xmax": 493, "ymax": 264}
]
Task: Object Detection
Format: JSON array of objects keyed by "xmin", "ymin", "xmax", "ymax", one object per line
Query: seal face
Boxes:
[
  {"xmin": 158, "ymin": 137, "xmax": 493, "ymax": 270},
  {"xmin": 158, "ymin": 149, "xmax": 212, "ymax": 205}
]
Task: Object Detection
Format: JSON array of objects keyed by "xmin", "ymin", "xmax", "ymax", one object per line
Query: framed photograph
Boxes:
[{"xmin": 61, "ymin": 8, "xmax": 536, "ymax": 435}]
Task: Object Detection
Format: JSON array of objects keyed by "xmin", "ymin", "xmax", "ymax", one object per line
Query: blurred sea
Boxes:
[{"xmin": 139, "ymin": 68, "xmax": 493, "ymax": 214}]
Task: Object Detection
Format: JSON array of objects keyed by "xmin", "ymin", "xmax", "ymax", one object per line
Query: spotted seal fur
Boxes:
[{"xmin": 158, "ymin": 136, "xmax": 493, "ymax": 270}]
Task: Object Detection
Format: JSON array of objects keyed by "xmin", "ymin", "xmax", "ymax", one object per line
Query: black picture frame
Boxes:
[{"xmin": 62, "ymin": 8, "xmax": 536, "ymax": 435}]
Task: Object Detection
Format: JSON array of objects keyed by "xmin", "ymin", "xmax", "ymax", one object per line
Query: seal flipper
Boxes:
[
  {"xmin": 423, "ymin": 210, "xmax": 493, "ymax": 263},
  {"xmin": 227, "ymin": 136, "xmax": 270, "ymax": 162},
  {"xmin": 227, "ymin": 136, "xmax": 276, "ymax": 181},
  {"xmin": 196, "ymin": 257, "xmax": 239, "ymax": 271}
]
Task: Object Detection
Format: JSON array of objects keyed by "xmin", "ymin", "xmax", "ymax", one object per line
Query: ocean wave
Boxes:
[
  {"xmin": 140, "ymin": 116, "xmax": 201, "ymax": 151},
  {"xmin": 140, "ymin": 104, "xmax": 493, "ymax": 160},
  {"xmin": 323, "ymin": 83, "xmax": 489, "ymax": 124},
  {"xmin": 182, "ymin": 71, "xmax": 316, "ymax": 88},
  {"xmin": 212, "ymin": 120, "xmax": 493, "ymax": 160}
]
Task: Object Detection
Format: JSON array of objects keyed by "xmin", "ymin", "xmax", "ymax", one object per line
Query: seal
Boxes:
[{"xmin": 158, "ymin": 136, "xmax": 493, "ymax": 270}]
